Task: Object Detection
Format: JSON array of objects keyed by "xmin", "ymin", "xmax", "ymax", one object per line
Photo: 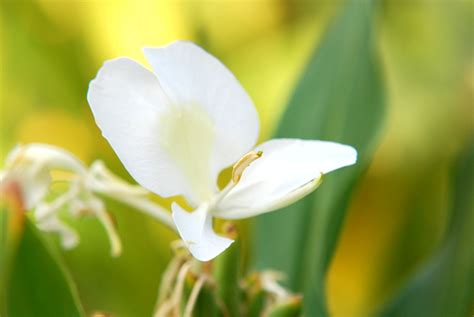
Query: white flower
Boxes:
[
  {"xmin": 1, "ymin": 143, "xmax": 85, "ymax": 210},
  {"xmin": 0, "ymin": 143, "xmax": 150, "ymax": 256},
  {"xmin": 87, "ymin": 41, "xmax": 357, "ymax": 261}
]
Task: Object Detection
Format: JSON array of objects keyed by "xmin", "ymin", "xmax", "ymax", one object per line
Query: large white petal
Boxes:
[
  {"xmin": 88, "ymin": 58, "xmax": 217, "ymax": 205},
  {"xmin": 143, "ymin": 41, "xmax": 260, "ymax": 186},
  {"xmin": 214, "ymin": 139, "xmax": 357, "ymax": 219},
  {"xmin": 172, "ymin": 203, "xmax": 233, "ymax": 261}
]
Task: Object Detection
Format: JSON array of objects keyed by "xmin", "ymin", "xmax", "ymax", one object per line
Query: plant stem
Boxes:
[{"xmin": 100, "ymin": 189, "xmax": 176, "ymax": 231}]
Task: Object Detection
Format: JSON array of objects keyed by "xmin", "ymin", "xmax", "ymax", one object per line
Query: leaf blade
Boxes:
[
  {"xmin": 254, "ymin": 0, "xmax": 385, "ymax": 315},
  {"xmin": 6, "ymin": 220, "xmax": 85, "ymax": 317},
  {"xmin": 378, "ymin": 137, "xmax": 474, "ymax": 317}
]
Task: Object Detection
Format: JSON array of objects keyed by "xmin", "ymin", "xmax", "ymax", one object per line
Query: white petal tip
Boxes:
[
  {"xmin": 172, "ymin": 203, "xmax": 234, "ymax": 262},
  {"xmin": 347, "ymin": 146, "xmax": 358, "ymax": 165},
  {"xmin": 88, "ymin": 57, "xmax": 139, "ymax": 97},
  {"xmin": 187, "ymin": 238, "xmax": 234, "ymax": 262}
]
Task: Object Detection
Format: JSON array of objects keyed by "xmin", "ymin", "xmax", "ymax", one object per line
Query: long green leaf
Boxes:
[
  {"xmin": 6, "ymin": 220, "xmax": 85, "ymax": 317},
  {"xmin": 254, "ymin": 0, "xmax": 385, "ymax": 315},
  {"xmin": 377, "ymin": 138, "xmax": 474, "ymax": 317}
]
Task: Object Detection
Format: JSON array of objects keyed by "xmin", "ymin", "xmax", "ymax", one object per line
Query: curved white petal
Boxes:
[
  {"xmin": 6, "ymin": 144, "xmax": 86, "ymax": 173},
  {"xmin": 214, "ymin": 139, "xmax": 357, "ymax": 219},
  {"xmin": 2, "ymin": 143, "xmax": 85, "ymax": 210},
  {"xmin": 88, "ymin": 58, "xmax": 215, "ymax": 204},
  {"xmin": 143, "ymin": 41, "xmax": 260, "ymax": 186},
  {"xmin": 171, "ymin": 203, "xmax": 233, "ymax": 261}
]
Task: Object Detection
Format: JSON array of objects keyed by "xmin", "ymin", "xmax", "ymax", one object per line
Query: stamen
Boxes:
[
  {"xmin": 155, "ymin": 255, "xmax": 185, "ymax": 309},
  {"xmin": 184, "ymin": 275, "xmax": 207, "ymax": 317},
  {"xmin": 171, "ymin": 262, "xmax": 192, "ymax": 317},
  {"xmin": 92, "ymin": 199, "xmax": 122, "ymax": 257},
  {"xmin": 232, "ymin": 151, "xmax": 263, "ymax": 183}
]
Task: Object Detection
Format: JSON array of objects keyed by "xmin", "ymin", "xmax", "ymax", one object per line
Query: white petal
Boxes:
[
  {"xmin": 88, "ymin": 58, "xmax": 215, "ymax": 204},
  {"xmin": 2, "ymin": 143, "xmax": 85, "ymax": 210},
  {"xmin": 214, "ymin": 139, "xmax": 357, "ymax": 219},
  {"xmin": 143, "ymin": 41, "xmax": 260, "ymax": 187},
  {"xmin": 171, "ymin": 203, "xmax": 233, "ymax": 261},
  {"xmin": 8, "ymin": 144, "xmax": 86, "ymax": 173}
]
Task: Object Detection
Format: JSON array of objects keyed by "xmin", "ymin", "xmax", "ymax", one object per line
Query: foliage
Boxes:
[
  {"xmin": 377, "ymin": 137, "xmax": 474, "ymax": 317},
  {"xmin": 3, "ymin": 216, "xmax": 84, "ymax": 316},
  {"xmin": 255, "ymin": 0, "xmax": 385, "ymax": 315}
]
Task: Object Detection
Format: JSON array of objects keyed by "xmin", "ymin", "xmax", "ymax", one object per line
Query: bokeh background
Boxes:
[{"xmin": 1, "ymin": 1, "xmax": 473, "ymax": 316}]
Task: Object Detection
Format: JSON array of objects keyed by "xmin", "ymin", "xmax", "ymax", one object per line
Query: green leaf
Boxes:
[
  {"xmin": 377, "ymin": 138, "xmax": 474, "ymax": 317},
  {"xmin": 194, "ymin": 283, "xmax": 222, "ymax": 317},
  {"xmin": 6, "ymin": 220, "xmax": 85, "ymax": 317},
  {"xmin": 254, "ymin": 0, "xmax": 385, "ymax": 315}
]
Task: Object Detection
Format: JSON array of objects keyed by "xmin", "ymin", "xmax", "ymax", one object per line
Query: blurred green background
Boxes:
[{"xmin": 0, "ymin": 1, "xmax": 473, "ymax": 316}]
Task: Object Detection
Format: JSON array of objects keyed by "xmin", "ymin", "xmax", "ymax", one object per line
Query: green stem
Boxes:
[{"xmin": 212, "ymin": 223, "xmax": 241, "ymax": 317}]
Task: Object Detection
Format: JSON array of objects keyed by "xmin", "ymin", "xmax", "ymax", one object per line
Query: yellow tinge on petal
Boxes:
[{"xmin": 158, "ymin": 104, "xmax": 216, "ymax": 203}]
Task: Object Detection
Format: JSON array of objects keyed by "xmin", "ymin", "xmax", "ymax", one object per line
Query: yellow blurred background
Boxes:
[{"xmin": 1, "ymin": 1, "xmax": 472, "ymax": 316}]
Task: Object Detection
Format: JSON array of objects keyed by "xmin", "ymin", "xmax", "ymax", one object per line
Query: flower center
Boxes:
[{"xmin": 158, "ymin": 104, "xmax": 216, "ymax": 202}]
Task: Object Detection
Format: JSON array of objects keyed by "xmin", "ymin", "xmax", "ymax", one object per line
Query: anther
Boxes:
[{"xmin": 232, "ymin": 150, "xmax": 263, "ymax": 183}]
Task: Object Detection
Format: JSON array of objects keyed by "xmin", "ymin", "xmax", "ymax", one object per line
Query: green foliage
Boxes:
[
  {"xmin": 6, "ymin": 220, "xmax": 85, "ymax": 317},
  {"xmin": 193, "ymin": 282, "xmax": 221, "ymax": 317},
  {"xmin": 0, "ymin": 207, "xmax": 8, "ymax": 311},
  {"xmin": 377, "ymin": 137, "xmax": 474, "ymax": 317},
  {"xmin": 254, "ymin": 0, "xmax": 385, "ymax": 315}
]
